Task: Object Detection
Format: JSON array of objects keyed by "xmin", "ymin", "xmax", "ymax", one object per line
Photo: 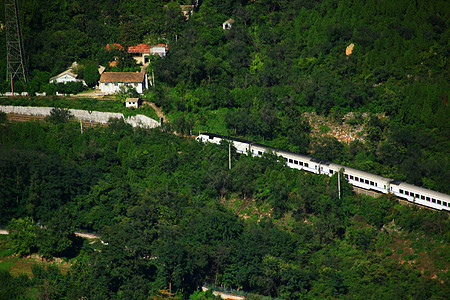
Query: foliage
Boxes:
[
  {"xmin": 0, "ymin": 0, "xmax": 449, "ymax": 298},
  {"xmin": 83, "ymin": 64, "xmax": 101, "ymax": 87},
  {"xmin": 45, "ymin": 107, "xmax": 74, "ymax": 124},
  {"xmin": 6, "ymin": 217, "xmax": 37, "ymax": 256},
  {"xmin": 0, "ymin": 120, "xmax": 447, "ymax": 298}
]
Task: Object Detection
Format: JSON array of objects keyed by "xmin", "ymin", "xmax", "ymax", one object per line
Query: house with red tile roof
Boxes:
[{"xmin": 127, "ymin": 43, "xmax": 168, "ymax": 64}]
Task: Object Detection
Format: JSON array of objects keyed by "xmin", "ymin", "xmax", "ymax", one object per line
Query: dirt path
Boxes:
[{"xmin": 147, "ymin": 102, "xmax": 168, "ymax": 123}]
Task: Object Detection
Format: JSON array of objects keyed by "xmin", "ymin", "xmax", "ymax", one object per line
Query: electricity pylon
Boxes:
[{"xmin": 5, "ymin": 0, "xmax": 27, "ymax": 91}]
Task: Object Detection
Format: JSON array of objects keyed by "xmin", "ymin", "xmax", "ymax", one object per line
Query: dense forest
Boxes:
[
  {"xmin": 0, "ymin": 117, "xmax": 449, "ymax": 299},
  {"xmin": 0, "ymin": 0, "xmax": 449, "ymax": 298}
]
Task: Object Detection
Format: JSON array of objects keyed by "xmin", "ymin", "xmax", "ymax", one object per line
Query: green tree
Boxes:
[
  {"xmin": 45, "ymin": 108, "xmax": 74, "ymax": 124},
  {"xmin": 83, "ymin": 64, "xmax": 100, "ymax": 87},
  {"xmin": 7, "ymin": 217, "xmax": 37, "ymax": 256}
]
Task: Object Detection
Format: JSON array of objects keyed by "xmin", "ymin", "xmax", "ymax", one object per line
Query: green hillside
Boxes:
[
  {"xmin": 0, "ymin": 119, "xmax": 448, "ymax": 299},
  {"xmin": 0, "ymin": 1, "xmax": 449, "ymax": 298}
]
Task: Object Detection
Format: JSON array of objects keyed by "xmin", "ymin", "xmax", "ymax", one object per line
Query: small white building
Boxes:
[
  {"xmin": 99, "ymin": 72, "xmax": 148, "ymax": 95},
  {"xmin": 150, "ymin": 44, "xmax": 168, "ymax": 57},
  {"xmin": 126, "ymin": 98, "xmax": 140, "ymax": 108},
  {"xmin": 49, "ymin": 62, "xmax": 87, "ymax": 86},
  {"xmin": 223, "ymin": 19, "xmax": 235, "ymax": 30}
]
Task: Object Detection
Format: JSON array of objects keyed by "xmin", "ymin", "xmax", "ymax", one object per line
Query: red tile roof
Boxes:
[
  {"xmin": 128, "ymin": 43, "xmax": 151, "ymax": 53},
  {"xmin": 106, "ymin": 43, "xmax": 124, "ymax": 51},
  {"xmin": 99, "ymin": 72, "xmax": 145, "ymax": 83}
]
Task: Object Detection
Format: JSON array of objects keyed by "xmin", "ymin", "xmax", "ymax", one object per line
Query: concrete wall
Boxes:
[{"xmin": 0, "ymin": 105, "xmax": 159, "ymax": 129}]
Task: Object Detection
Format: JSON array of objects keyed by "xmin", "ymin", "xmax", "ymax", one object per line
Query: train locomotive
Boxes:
[{"xmin": 196, "ymin": 132, "xmax": 450, "ymax": 212}]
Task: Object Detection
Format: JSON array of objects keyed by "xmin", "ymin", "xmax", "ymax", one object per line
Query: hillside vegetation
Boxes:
[
  {"xmin": 0, "ymin": 0, "xmax": 449, "ymax": 298},
  {"xmin": 0, "ymin": 118, "xmax": 449, "ymax": 299}
]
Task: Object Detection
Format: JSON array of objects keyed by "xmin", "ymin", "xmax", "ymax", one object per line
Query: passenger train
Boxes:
[{"xmin": 196, "ymin": 132, "xmax": 450, "ymax": 212}]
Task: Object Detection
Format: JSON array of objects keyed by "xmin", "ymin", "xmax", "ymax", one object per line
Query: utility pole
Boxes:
[
  {"xmin": 228, "ymin": 143, "xmax": 231, "ymax": 170},
  {"xmin": 338, "ymin": 171, "xmax": 341, "ymax": 200},
  {"xmin": 5, "ymin": 0, "xmax": 27, "ymax": 89}
]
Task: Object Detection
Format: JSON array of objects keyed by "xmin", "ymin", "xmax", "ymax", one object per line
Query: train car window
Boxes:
[
  {"xmin": 305, "ymin": 163, "xmax": 308, "ymax": 167},
  {"xmin": 289, "ymin": 159, "xmax": 293, "ymax": 163},
  {"xmin": 375, "ymin": 183, "xmax": 377, "ymax": 187},
  {"xmin": 405, "ymin": 191, "xmax": 409, "ymax": 196},
  {"xmin": 360, "ymin": 178, "xmax": 364, "ymax": 183},
  {"xmin": 300, "ymin": 162, "xmax": 304, "ymax": 166},
  {"xmin": 443, "ymin": 202, "xmax": 447, "ymax": 206},
  {"xmin": 350, "ymin": 175, "xmax": 354, "ymax": 180},
  {"xmin": 294, "ymin": 160, "xmax": 298, "ymax": 165},
  {"xmin": 437, "ymin": 200, "xmax": 441, "ymax": 205},
  {"xmin": 420, "ymin": 195, "xmax": 425, "ymax": 200},
  {"xmin": 399, "ymin": 189, "xmax": 403, "ymax": 194},
  {"xmin": 432, "ymin": 199, "xmax": 436, "ymax": 203},
  {"xmin": 370, "ymin": 181, "xmax": 374, "ymax": 186},
  {"xmin": 426, "ymin": 197, "xmax": 430, "ymax": 201},
  {"xmin": 416, "ymin": 193, "xmax": 420, "ymax": 198},
  {"xmin": 354, "ymin": 176, "xmax": 358, "ymax": 180},
  {"xmin": 344, "ymin": 174, "xmax": 348, "ymax": 179},
  {"xmin": 330, "ymin": 170, "xmax": 334, "ymax": 174},
  {"xmin": 258, "ymin": 151, "xmax": 262, "ymax": 155},
  {"xmin": 286, "ymin": 158, "xmax": 288, "ymax": 162},
  {"xmin": 364, "ymin": 179, "xmax": 368, "ymax": 184}
]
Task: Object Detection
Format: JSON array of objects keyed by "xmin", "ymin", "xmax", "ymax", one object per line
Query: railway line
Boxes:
[{"xmin": 197, "ymin": 132, "xmax": 450, "ymax": 212}]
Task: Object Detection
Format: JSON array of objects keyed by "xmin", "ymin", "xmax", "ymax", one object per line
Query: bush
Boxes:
[{"xmin": 45, "ymin": 108, "xmax": 74, "ymax": 124}]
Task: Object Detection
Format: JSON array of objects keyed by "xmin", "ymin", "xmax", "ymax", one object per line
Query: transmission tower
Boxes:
[{"xmin": 5, "ymin": 0, "xmax": 27, "ymax": 90}]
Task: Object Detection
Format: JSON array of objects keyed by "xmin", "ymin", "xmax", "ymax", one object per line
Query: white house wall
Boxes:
[{"xmin": 99, "ymin": 82, "xmax": 144, "ymax": 95}]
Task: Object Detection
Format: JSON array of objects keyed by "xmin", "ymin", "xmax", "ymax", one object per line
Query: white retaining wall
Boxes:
[{"xmin": 0, "ymin": 105, "xmax": 160, "ymax": 129}]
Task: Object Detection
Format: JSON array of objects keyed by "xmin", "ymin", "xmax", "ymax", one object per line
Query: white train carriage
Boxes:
[
  {"xmin": 197, "ymin": 133, "xmax": 252, "ymax": 154},
  {"xmin": 336, "ymin": 165, "xmax": 392, "ymax": 194},
  {"xmin": 277, "ymin": 149, "xmax": 316, "ymax": 173},
  {"xmin": 196, "ymin": 133, "xmax": 223, "ymax": 144},
  {"xmin": 390, "ymin": 181, "xmax": 450, "ymax": 211}
]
